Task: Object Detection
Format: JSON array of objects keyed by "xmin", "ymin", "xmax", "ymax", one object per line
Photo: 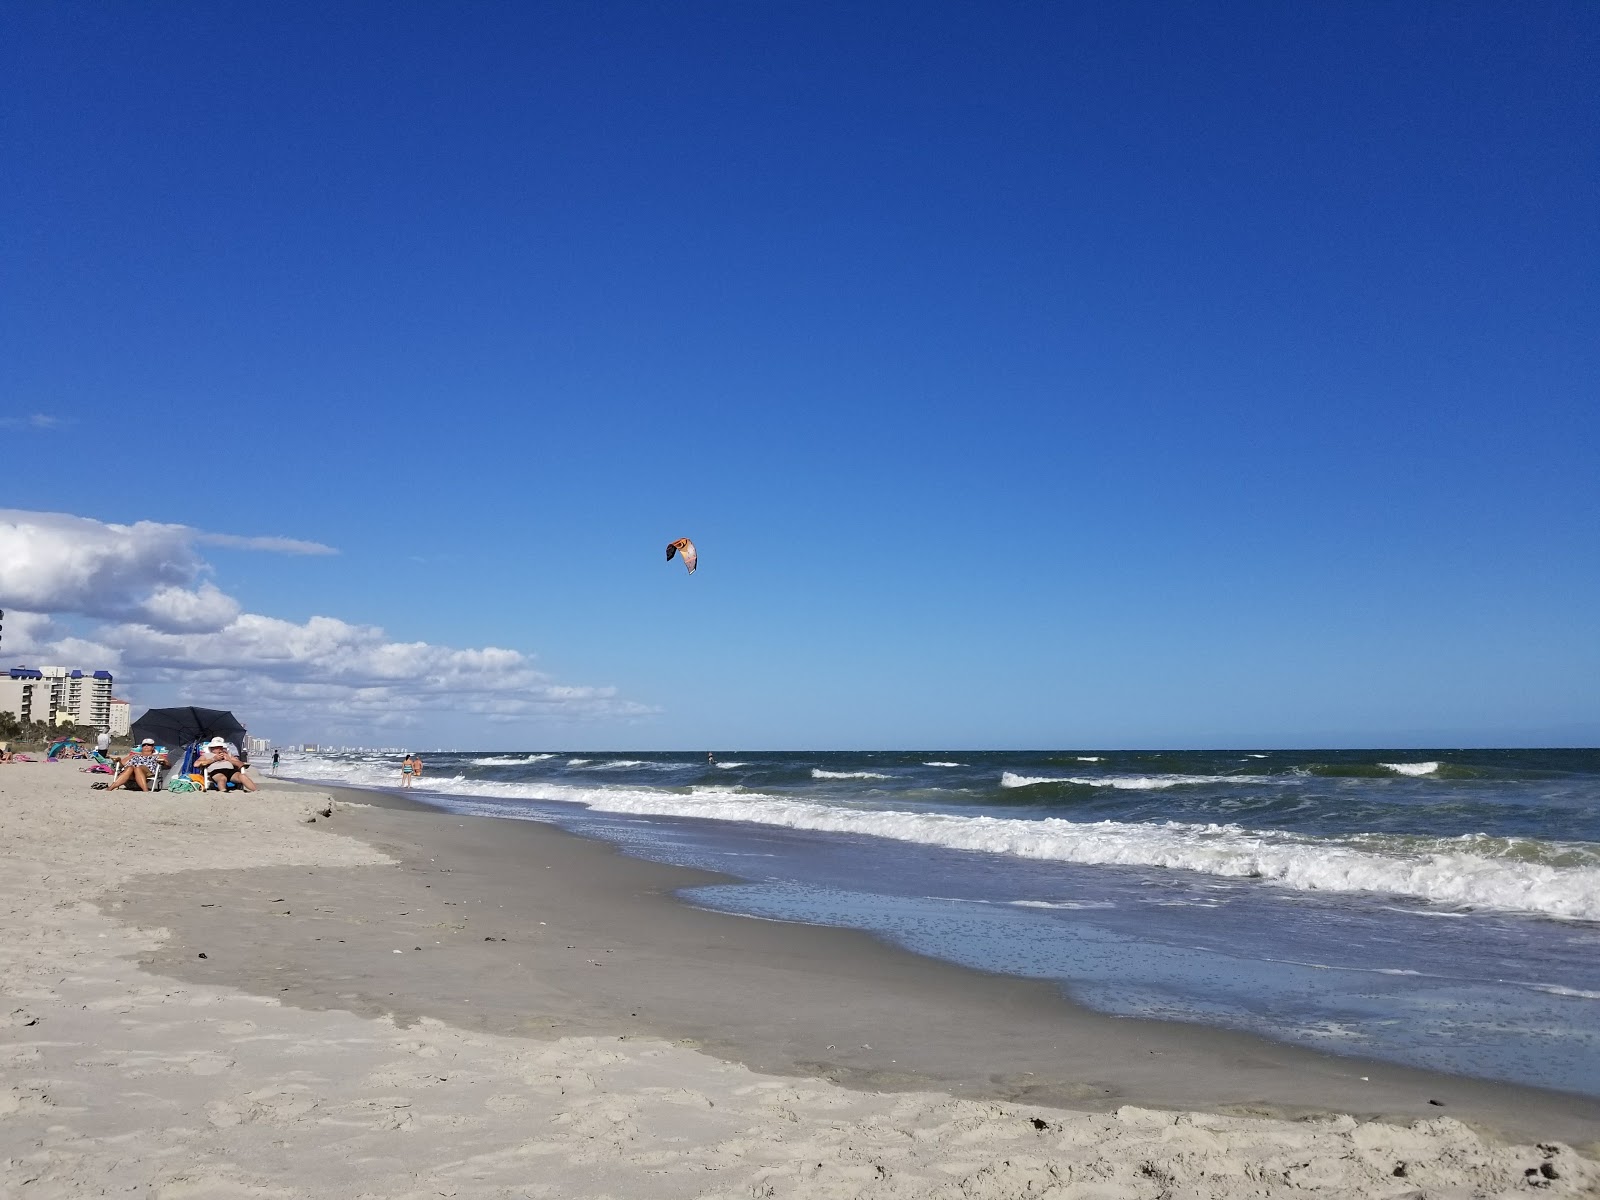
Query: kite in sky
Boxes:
[{"xmin": 666, "ymin": 537, "xmax": 697, "ymax": 574}]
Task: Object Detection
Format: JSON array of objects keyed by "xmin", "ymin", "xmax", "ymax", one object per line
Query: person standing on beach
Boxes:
[
  {"xmin": 401, "ymin": 753, "xmax": 423, "ymax": 788},
  {"xmin": 271, "ymin": 749, "xmax": 279, "ymax": 774},
  {"xmin": 94, "ymin": 729, "xmax": 111, "ymax": 758}
]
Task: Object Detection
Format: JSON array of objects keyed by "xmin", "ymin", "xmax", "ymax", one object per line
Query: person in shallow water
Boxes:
[{"xmin": 401, "ymin": 753, "xmax": 423, "ymax": 787}]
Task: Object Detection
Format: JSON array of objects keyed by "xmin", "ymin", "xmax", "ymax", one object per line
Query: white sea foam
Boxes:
[
  {"xmin": 1379, "ymin": 906, "xmax": 1471, "ymax": 918},
  {"xmin": 589, "ymin": 759, "xmax": 651, "ymax": 769},
  {"xmin": 566, "ymin": 758, "xmax": 592, "ymax": 766},
  {"xmin": 1009, "ymin": 899, "xmax": 1116, "ymax": 910},
  {"xmin": 1516, "ymin": 983, "xmax": 1600, "ymax": 1001},
  {"xmin": 1000, "ymin": 771, "xmax": 1269, "ymax": 790},
  {"xmin": 1077, "ymin": 756, "xmax": 1103, "ymax": 762},
  {"xmin": 715, "ymin": 761, "xmax": 750, "ymax": 769},
  {"xmin": 812, "ymin": 769, "xmax": 893, "ymax": 780},
  {"xmin": 471, "ymin": 753, "xmax": 557, "ymax": 766},
  {"xmin": 280, "ymin": 754, "xmax": 1600, "ymax": 922},
  {"xmin": 1251, "ymin": 953, "xmax": 1435, "ymax": 978},
  {"xmin": 1382, "ymin": 761, "xmax": 1441, "ymax": 776},
  {"xmin": 924, "ymin": 761, "xmax": 964, "ymax": 767}
]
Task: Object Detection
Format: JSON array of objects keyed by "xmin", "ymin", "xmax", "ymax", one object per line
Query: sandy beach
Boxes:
[{"xmin": 2, "ymin": 762, "xmax": 1596, "ymax": 1199}]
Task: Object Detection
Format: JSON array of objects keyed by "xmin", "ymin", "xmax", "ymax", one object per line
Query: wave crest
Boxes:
[
  {"xmin": 1381, "ymin": 761, "xmax": 1441, "ymax": 776},
  {"xmin": 1000, "ymin": 771, "xmax": 1268, "ymax": 790}
]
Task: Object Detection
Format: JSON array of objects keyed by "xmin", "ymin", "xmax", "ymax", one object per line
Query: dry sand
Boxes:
[{"xmin": 2, "ymin": 761, "xmax": 1595, "ymax": 1199}]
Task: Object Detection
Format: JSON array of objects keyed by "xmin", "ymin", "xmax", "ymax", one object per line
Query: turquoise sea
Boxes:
[{"xmin": 284, "ymin": 747, "xmax": 1600, "ymax": 1098}]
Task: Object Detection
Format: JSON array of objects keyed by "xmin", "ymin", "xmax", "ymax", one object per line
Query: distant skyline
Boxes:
[{"xmin": 3, "ymin": 3, "xmax": 1596, "ymax": 748}]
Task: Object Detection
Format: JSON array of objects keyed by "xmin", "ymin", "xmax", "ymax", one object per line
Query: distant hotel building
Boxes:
[
  {"xmin": 0, "ymin": 665, "xmax": 116, "ymax": 730},
  {"xmin": 109, "ymin": 697, "xmax": 131, "ymax": 737}
]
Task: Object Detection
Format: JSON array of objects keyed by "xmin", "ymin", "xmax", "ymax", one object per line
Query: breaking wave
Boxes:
[
  {"xmin": 1382, "ymin": 761, "xmax": 1441, "ymax": 776},
  {"xmin": 1000, "ymin": 772, "xmax": 1270, "ymax": 790},
  {"xmin": 280, "ymin": 754, "xmax": 1600, "ymax": 923}
]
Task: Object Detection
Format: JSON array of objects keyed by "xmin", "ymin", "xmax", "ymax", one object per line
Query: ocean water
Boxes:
[{"xmin": 281, "ymin": 748, "xmax": 1600, "ymax": 1097}]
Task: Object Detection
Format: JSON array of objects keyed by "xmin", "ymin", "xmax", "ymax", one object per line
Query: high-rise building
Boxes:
[
  {"xmin": 0, "ymin": 669, "xmax": 50, "ymax": 724},
  {"xmin": 0, "ymin": 665, "xmax": 116, "ymax": 730},
  {"xmin": 75, "ymin": 670, "xmax": 114, "ymax": 729},
  {"xmin": 108, "ymin": 698, "xmax": 131, "ymax": 737}
]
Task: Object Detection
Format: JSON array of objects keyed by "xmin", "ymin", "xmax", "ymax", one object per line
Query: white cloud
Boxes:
[
  {"xmin": 138, "ymin": 582, "xmax": 243, "ymax": 632},
  {"xmin": 196, "ymin": 532, "xmax": 338, "ymax": 556},
  {"xmin": 0, "ymin": 510, "xmax": 204, "ymax": 630},
  {"xmin": 0, "ymin": 610, "xmax": 65, "ymax": 659},
  {"xmin": 0, "ymin": 413, "xmax": 67, "ymax": 430},
  {"xmin": 0, "ymin": 508, "xmax": 654, "ymax": 736}
]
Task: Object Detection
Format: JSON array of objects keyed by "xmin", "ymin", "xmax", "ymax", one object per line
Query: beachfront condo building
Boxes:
[
  {"xmin": 0, "ymin": 665, "xmax": 116, "ymax": 730},
  {"xmin": 109, "ymin": 697, "xmax": 131, "ymax": 736},
  {"xmin": 56, "ymin": 667, "xmax": 114, "ymax": 730},
  {"xmin": 0, "ymin": 673, "xmax": 48, "ymax": 724}
]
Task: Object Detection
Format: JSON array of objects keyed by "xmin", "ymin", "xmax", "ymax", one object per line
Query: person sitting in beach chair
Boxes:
[
  {"xmin": 198, "ymin": 736, "xmax": 257, "ymax": 792},
  {"xmin": 95, "ymin": 738, "xmax": 167, "ymax": 791}
]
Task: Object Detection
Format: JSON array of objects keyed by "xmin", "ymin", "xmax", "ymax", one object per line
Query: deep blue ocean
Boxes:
[{"xmin": 283, "ymin": 747, "xmax": 1600, "ymax": 1097}]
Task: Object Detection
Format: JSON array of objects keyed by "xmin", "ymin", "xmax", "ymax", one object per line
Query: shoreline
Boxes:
[
  {"xmin": 4, "ymin": 761, "xmax": 1597, "ymax": 1198},
  {"xmin": 207, "ymin": 774, "xmax": 1600, "ymax": 1143}
]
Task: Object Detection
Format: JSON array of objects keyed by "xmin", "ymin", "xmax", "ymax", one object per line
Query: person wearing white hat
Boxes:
[
  {"xmin": 93, "ymin": 738, "xmax": 167, "ymax": 791},
  {"xmin": 198, "ymin": 735, "xmax": 257, "ymax": 793}
]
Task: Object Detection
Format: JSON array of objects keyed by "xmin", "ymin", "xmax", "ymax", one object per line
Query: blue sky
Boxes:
[{"xmin": 3, "ymin": 2, "xmax": 1596, "ymax": 748}]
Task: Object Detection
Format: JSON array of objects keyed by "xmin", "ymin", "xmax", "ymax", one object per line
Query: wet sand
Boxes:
[{"xmin": 124, "ymin": 778, "xmax": 1600, "ymax": 1143}]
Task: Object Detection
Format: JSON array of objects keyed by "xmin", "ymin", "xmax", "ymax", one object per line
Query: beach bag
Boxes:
[{"xmin": 165, "ymin": 776, "xmax": 199, "ymax": 793}]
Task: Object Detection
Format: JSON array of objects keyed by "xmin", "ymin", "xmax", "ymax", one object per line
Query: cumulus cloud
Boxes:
[
  {"xmin": 0, "ymin": 508, "xmax": 653, "ymax": 736},
  {"xmin": 0, "ymin": 510, "xmax": 205, "ymax": 629},
  {"xmin": 0, "ymin": 510, "xmax": 333, "ymax": 633},
  {"xmin": 101, "ymin": 613, "xmax": 653, "ymax": 730},
  {"xmin": 0, "ymin": 609, "xmax": 66, "ymax": 657}
]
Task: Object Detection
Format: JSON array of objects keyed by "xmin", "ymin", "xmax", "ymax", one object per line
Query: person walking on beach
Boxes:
[
  {"xmin": 271, "ymin": 748, "xmax": 279, "ymax": 774},
  {"xmin": 401, "ymin": 752, "xmax": 422, "ymax": 788}
]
